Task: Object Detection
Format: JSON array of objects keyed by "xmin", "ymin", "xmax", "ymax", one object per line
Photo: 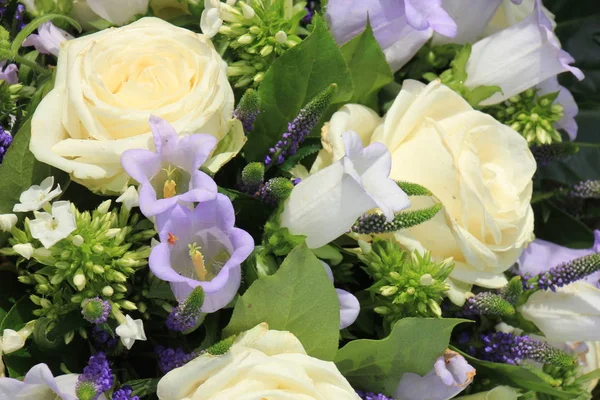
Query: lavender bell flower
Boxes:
[
  {"xmin": 464, "ymin": 0, "xmax": 584, "ymax": 106},
  {"xmin": 149, "ymin": 194, "xmax": 254, "ymax": 312},
  {"xmin": 0, "ymin": 363, "xmax": 108, "ymax": 400},
  {"xmin": 321, "ymin": 261, "xmax": 360, "ymax": 329},
  {"xmin": 121, "ymin": 116, "xmax": 218, "ymax": 218},
  {"xmin": 0, "ymin": 61, "xmax": 18, "ymax": 85},
  {"xmin": 395, "ymin": 349, "xmax": 476, "ymax": 400},
  {"xmin": 518, "ymin": 230, "xmax": 600, "ymax": 288},
  {"xmin": 326, "ymin": 0, "xmax": 457, "ymax": 71},
  {"xmin": 22, "ymin": 22, "xmax": 74, "ymax": 57}
]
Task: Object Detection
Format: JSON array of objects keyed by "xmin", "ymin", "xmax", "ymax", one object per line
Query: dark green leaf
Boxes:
[
  {"xmin": 341, "ymin": 22, "xmax": 394, "ymax": 108},
  {"xmin": 335, "ymin": 318, "xmax": 468, "ymax": 394},
  {"xmin": 533, "ymin": 202, "xmax": 593, "ymax": 248},
  {"xmin": 224, "ymin": 243, "xmax": 340, "ymax": 361},
  {"xmin": 279, "ymin": 144, "xmax": 322, "ymax": 172},
  {"xmin": 245, "ymin": 15, "xmax": 353, "ymax": 161}
]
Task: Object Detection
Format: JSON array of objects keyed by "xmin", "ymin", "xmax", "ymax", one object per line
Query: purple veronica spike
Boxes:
[
  {"xmin": 76, "ymin": 352, "xmax": 114, "ymax": 400},
  {"xmin": 356, "ymin": 392, "xmax": 394, "ymax": 400},
  {"xmin": 149, "ymin": 194, "xmax": 254, "ymax": 313},
  {"xmin": 111, "ymin": 386, "xmax": 139, "ymax": 400},
  {"xmin": 518, "ymin": 230, "xmax": 600, "ymax": 289},
  {"xmin": 155, "ymin": 346, "xmax": 198, "ymax": 374},
  {"xmin": 0, "ymin": 125, "xmax": 12, "ymax": 164},
  {"xmin": 121, "ymin": 116, "xmax": 218, "ymax": 218},
  {"xmin": 0, "ymin": 61, "xmax": 18, "ymax": 85},
  {"xmin": 476, "ymin": 332, "xmax": 574, "ymax": 367}
]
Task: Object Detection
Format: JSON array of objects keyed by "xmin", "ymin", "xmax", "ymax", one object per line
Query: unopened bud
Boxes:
[
  {"xmin": 92, "ymin": 244, "xmax": 104, "ymax": 254},
  {"xmin": 97, "ymin": 200, "xmax": 112, "ymax": 214},
  {"xmin": 111, "ymin": 271, "xmax": 128, "ymax": 283},
  {"xmin": 374, "ymin": 306, "xmax": 391, "ymax": 315},
  {"xmin": 275, "ymin": 30, "xmax": 287, "ymax": 43},
  {"xmin": 120, "ymin": 300, "xmax": 137, "ymax": 311},
  {"xmin": 73, "ymin": 273, "xmax": 86, "ymax": 291},
  {"xmin": 64, "ymin": 331, "xmax": 75, "ymax": 345},
  {"xmin": 102, "ymin": 286, "xmax": 114, "ymax": 297},
  {"xmin": 260, "ymin": 45, "xmax": 274, "ymax": 57},
  {"xmin": 71, "ymin": 235, "xmax": 84, "ymax": 246},
  {"xmin": 419, "ymin": 274, "xmax": 434, "ymax": 286},
  {"xmin": 379, "ymin": 286, "xmax": 398, "ymax": 297},
  {"xmin": 428, "ymin": 299, "xmax": 442, "ymax": 317},
  {"xmin": 18, "ymin": 276, "xmax": 33, "ymax": 285},
  {"xmin": 238, "ymin": 34, "xmax": 254, "ymax": 45}
]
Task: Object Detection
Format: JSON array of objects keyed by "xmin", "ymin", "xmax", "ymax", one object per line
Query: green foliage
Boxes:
[
  {"xmin": 424, "ymin": 44, "xmax": 501, "ymax": 107},
  {"xmin": 224, "ymin": 243, "xmax": 340, "ymax": 361},
  {"xmin": 341, "ymin": 22, "xmax": 394, "ymax": 108},
  {"xmin": 262, "ymin": 211, "xmax": 305, "ymax": 256},
  {"xmin": 335, "ymin": 318, "xmax": 467, "ymax": 395},
  {"xmin": 207, "ymin": 335, "xmax": 236, "ymax": 355},
  {"xmin": 0, "ymin": 119, "xmax": 70, "ymax": 234},
  {"xmin": 396, "ymin": 181, "xmax": 433, "ymax": 196},
  {"xmin": 359, "ymin": 239, "xmax": 453, "ymax": 321},
  {"xmin": 245, "ymin": 15, "xmax": 353, "ymax": 161}
]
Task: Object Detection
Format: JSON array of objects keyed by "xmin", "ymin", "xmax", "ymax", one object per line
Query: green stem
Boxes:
[
  {"xmin": 12, "ymin": 54, "xmax": 49, "ymax": 74},
  {"xmin": 531, "ymin": 189, "xmax": 567, "ymax": 204}
]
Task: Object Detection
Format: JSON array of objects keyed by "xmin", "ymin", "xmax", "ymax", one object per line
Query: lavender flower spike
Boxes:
[
  {"xmin": 518, "ymin": 230, "xmax": 600, "ymax": 289},
  {"xmin": 76, "ymin": 352, "xmax": 113, "ymax": 400},
  {"xmin": 121, "ymin": 116, "xmax": 218, "ymax": 218},
  {"xmin": 395, "ymin": 349, "xmax": 475, "ymax": 400},
  {"xmin": 150, "ymin": 194, "xmax": 254, "ymax": 312},
  {"xmin": 0, "ymin": 61, "xmax": 18, "ymax": 85}
]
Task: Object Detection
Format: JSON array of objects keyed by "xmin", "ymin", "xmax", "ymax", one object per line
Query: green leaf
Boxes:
[
  {"xmin": 0, "ymin": 119, "xmax": 70, "ymax": 216},
  {"xmin": 341, "ymin": 22, "xmax": 394, "ymax": 108},
  {"xmin": 126, "ymin": 378, "xmax": 160, "ymax": 398},
  {"xmin": 146, "ymin": 278, "xmax": 176, "ymax": 301},
  {"xmin": 533, "ymin": 202, "xmax": 593, "ymax": 248},
  {"xmin": 456, "ymin": 349, "xmax": 581, "ymax": 398},
  {"xmin": 245, "ymin": 14, "xmax": 354, "ymax": 161},
  {"xmin": 0, "ymin": 272, "xmax": 27, "ymax": 325},
  {"xmin": 224, "ymin": 243, "xmax": 340, "ymax": 361},
  {"xmin": 334, "ymin": 318, "xmax": 468, "ymax": 394},
  {"xmin": 12, "ymin": 14, "xmax": 81, "ymax": 55}
]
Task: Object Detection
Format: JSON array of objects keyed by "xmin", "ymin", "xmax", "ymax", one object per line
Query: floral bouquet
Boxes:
[{"xmin": 0, "ymin": 0, "xmax": 599, "ymax": 399}]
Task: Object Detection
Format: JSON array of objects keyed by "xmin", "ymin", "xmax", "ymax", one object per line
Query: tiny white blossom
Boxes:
[
  {"xmin": 12, "ymin": 243, "xmax": 34, "ymax": 260},
  {"xmin": 0, "ymin": 214, "xmax": 17, "ymax": 232},
  {"xmin": 13, "ymin": 176, "xmax": 62, "ymax": 213},
  {"xmin": 115, "ymin": 314, "xmax": 147, "ymax": 350},
  {"xmin": 29, "ymin": 201, "xmax": 76, "ymax": 249},
  {"xmin": 116, "ymin": 186, "xmax": 139, "ymax": 210},
  {"xmin": 275, "ymin": 30, "xmax": 288, "ymax": 43},
  {"xmin": 71, "ymin": 235, "xmax": 84, "ymax": 246}
]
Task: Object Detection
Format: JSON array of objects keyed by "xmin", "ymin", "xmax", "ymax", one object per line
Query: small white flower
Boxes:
[
  {"xmin": 0, "ymin": 214, "xmax": 17, "ymax": 232},
  {"xmin": 1, "ymin": 330, "xmax": 26, "ymax": 354},
  {"xmin": 201, "ymin": 0, "xmax": 224, "ymax": 38},
  {"xmin": 13, "ymin": 176, "xmax": 62, "ymax": 213},
  {"xmin": 116, "ymin": 186, "xmax": 139, "ymax": 211},
  {"xmin": 73, "ymin": 274, "xmax": 86, "ymax": 291},
  {"xmin": 29, "ymin": 201, "xmax": 76, "ymax": 249},
  {"xmin": 12, "ymin": 243, "xmax": 34, "ymax": 260},
  {"xmin": 115, "ymin": 314, "xmax": 147, "ymax": 350}
]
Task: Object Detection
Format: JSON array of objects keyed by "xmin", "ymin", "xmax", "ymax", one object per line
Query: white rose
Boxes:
[
  {"xmin": 157, "ymin": 323, "xmax": 360, "ymax": 400},
  {"xmin": 30, "ymin": 17, "xmax": 236, "ymax": 194},
  {"xmin": 313, "ymin": 80, "xmax": 536, "ymax": 300}
]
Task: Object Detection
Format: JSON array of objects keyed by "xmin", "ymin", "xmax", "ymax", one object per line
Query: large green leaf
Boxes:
[
  {"xmin": 244, "ymin": 15, "xmax": 354, "ymax": 161},
  {"xmin": 334, "ymin": 318, "xmax": 468, "ymax": 395},
  {"xmin": 341, "ymin": 22, "xmax": 394, "ymax": 108},
  {"xmin": 533, "ymin": 202, "xmax": 593, "ymax": 248},
  {"xmin": 0, "ymin": 119, "xmax": 69, "ymax": 216},
  {"xmin": 223, "ymin": 243, "xmax": 340, "ymax": 361}
]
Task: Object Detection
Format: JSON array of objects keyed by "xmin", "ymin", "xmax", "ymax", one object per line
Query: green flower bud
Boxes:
[
  {"xmin": 18, "ymin": 276, "xmax": 34, "ymax": 285},
  {"xmin": 380, "ymin": 286, "xmax": 399, "ymax": 297},
  {"xmin": 120, "ymin": 300, "xmax": 137, "ymax": 310},
  {"xmin": 102, "ymin": 286, "xmax": 114, "ymax": 297},
  {"xmin": 374, "ymin": 306, "xmax": 391, "ymax": 315}
]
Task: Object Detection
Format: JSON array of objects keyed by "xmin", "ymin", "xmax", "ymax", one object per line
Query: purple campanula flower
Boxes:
[
  {"xmin": 149, "ymin": 194, "xmax": 254, "ymax": 312},
  {"xmin": 395, "ymin": 350, "xmax": 475, "ymax": 400},
  {"xmin": 121, "ymin": 116, "xmax": 218, "ymax": 218},
  {"xmin": 326, "ymin": 0, "xmax": 456, "ymax": 71},
  {"xmin": 518, "ymin": 230, "xmax": 600, "ymax": 289},
  {"xmin": 22, "ymin": 22, "xmax": 73, "ymax": 56},
  {"xmin": 321, "ymin": 261, "xmax": 360, "ymax": 329},
  {"xmin": 0, "ymin": 61, "xmax": 18, "ymax": 85},
  {"xmin": 0, "ymin": 363, "xmax": 107, "ymax": 400}
]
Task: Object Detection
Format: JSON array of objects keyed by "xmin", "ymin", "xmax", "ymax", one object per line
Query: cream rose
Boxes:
[
  {"xmin": 31, "ymin": 17, "xmax": 237, "ymax": 194},
  {"xmin": 157, "ymin": 323, "xmax": 360, "ymax": 400},
  {"xmin": 313, "ymin": 80, "xmax": 536, "ymax": 301}
]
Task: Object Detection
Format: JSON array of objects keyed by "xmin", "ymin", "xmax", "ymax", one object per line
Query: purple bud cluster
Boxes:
[
  {"xmin": 302, "ymin": 1, "xmax": 318, "ymax": 24},
  {"xmin": 463, "ymin": 292, "xmax": 515, "ymax": 317},
  {"xmin": 0, "ymin": 126, "xmax": 12, "ymax": 164},
  {"xmin": 0, "ymin": 0, "xmax": 6, "ymax": 16},
  {"xmin": 477, "ymin": 332, "xmax": 574, "ymax": 367},
  {"xmin": 91, "ymin": 326, "xmax": 118, "ymax": 350},
  {"xmin": 111, "ymin": 386, "xmax": 139, "ymax": 400},
  {"xmin": 77, "ymin": 352, "xmax": 114, "ymax": 399},
  {"xmin": 15, "ymin": 4, "xmax": 26, "ymax": 30},
  {"xmin": 81, "ymin": 297, "xmax": 112, "ymax": 324},
  {"xmin": 570, "ymin": 180, "xmax": 600, "ymax": 199},
  {"xmin": 156, "ymin": 346, "xmax": 198, "ymax": 374},
  {"xmin": 356, "ymin": 391, "xmax": 394, "ymax": 400}
]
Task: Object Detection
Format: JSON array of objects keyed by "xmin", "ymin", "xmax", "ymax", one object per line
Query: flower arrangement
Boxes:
[{"xmin": 0, "ymin": 0, "xmax": 599, "ymax": 399}]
